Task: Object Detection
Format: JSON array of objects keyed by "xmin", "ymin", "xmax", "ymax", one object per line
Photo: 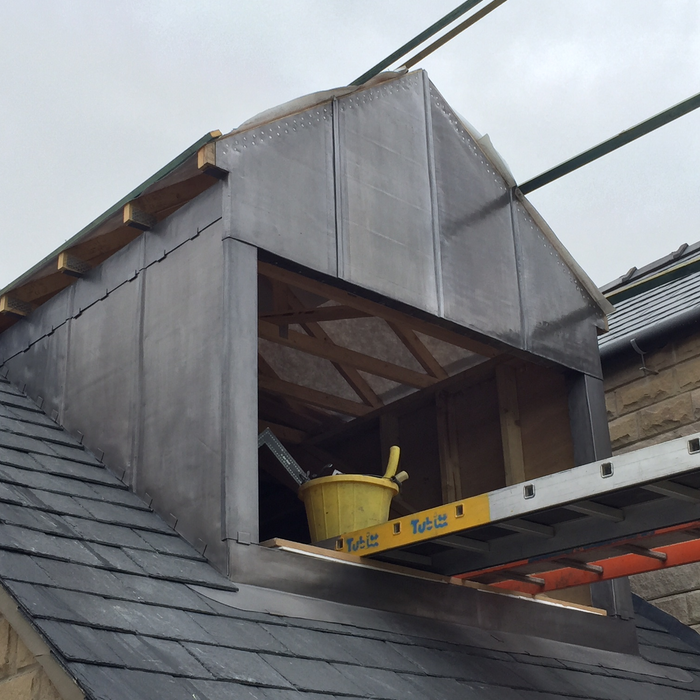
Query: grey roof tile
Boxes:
[
  {"xmin": 0, "ymin": 414, "xmax": 79, "ymax": 447},
  {"xmin": 639, "ymin": 643, "xmax": 700, "ymax": 672},
  {"xmin": 189, "ymin": 680, "xmax": 301, "ymax": 700},
  {"xmin": 59, "ymin": 516, "xmax": 158, "ymax": 550},
  {"xmin": 68, "ymin": 665, "xmax": 209, "ymax": 700},
  {"xmin": 0, "ymin": 522, "xmax": 105, "ymax": 565},
  {"xmin": 132, "ymin": 528, "xmax": 204, "ymax": 559},
  {"xmin": 190, "ymin": 614, "xmax": 288, "ymax": 653},
  {"xmin": 262, "ymin": 655, "xmax": 363, "ymax": 695},
  {"xmin": 388, "ymin": 643, "xmax": 530, "ymax": 687},
  {"xmin": 0, "ymin": 445, "xmax": 45, "ymax": 470},
  {"xmin": 184, "ymin": 643, "xmax": 293, "ymax": 687},
  {"xmin": 261, "ymin": 624, "xmax": 364, "ymax": 665},
  {"xmin": 334, "ymin": 665, "xmax": 425, "ymax": 700},
  {"xmin": 29, "ymin": 452, "xmax": 121, "ymax": 486},
  {"xmin": 0, "ymin": 549, "xmax": 55, "ymax": 585},
  {"xmin": 83, "ymin": 543, "xmax": 149, "ymax": 575},
  {"xmin": 0, "ymin": 463, "xmax": 107, "ymax": 499},
  {"xmin": 121, "ymin": 547, "xmax": 236, "ymax": 588},
  {"xmin": 0, "ymin": 402, "xmax": 61, "ymax": 428},
  {"xmin": 71, "ymin": 498, "xmax": 173, "ymax": 532}
]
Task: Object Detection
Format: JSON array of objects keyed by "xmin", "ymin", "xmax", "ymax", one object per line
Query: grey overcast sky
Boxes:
[{"xmin": 1, "ymin": 1, "xmax": 699, "ymax": 289}]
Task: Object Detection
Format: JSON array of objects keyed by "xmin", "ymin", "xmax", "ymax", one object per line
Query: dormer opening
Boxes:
[{"xmin": 255, "ymin": 259, "xmax": 579, "ymax": 547}]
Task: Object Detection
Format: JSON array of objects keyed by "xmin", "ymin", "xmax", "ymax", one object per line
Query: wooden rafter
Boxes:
[
  {"xmin": 258, "ymin": 261, "xmax": 500, "ymax": 359},
  {"xmin": 259, "ymin": 321, "xmax": 435, "ymax": 389},
  {"xmin": 260, "ymin": 305, "xmax": 369, "ymax": 326},
  {"xmin": 387, "ymin": 321, "xmax": 447, "ymax": 379},
  {"xmin": 284, "ymin": 289, "xmax": 382, "ymax": 409},
  {"xmin": 258, "ymin": 375, "xmax": 371, "ymax": 417}
]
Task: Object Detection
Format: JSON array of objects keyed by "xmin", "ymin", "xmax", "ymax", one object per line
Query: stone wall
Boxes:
[
  {"xmin": 0, "ymin": 613, "xmax": 63, "ymax": 700},
  {"xmin": 604, "ymin": 330, "xmax": 700, "ymax": 630}
]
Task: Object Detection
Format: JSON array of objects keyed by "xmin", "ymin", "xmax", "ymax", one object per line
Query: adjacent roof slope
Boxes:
[
  {"xmin": 1, "ymin": 374, "xmax": 700, "ymax": 698},
  {"xmin": 599, "ymin": 242, "xmax": 700, "ymax": 357}
]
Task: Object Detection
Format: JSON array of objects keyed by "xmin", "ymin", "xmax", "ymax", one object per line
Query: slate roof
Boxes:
[
  {"xmin": 3, "ymin": 374, "xmax": 700, "ymax": 699},
  {"xmin": 599, "ymin": 242, "xmax": 700, "ymax": 355}
]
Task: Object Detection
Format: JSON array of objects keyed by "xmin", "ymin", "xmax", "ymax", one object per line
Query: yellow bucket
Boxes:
[{"xmin": 298, "ymin": 446, "xmax": 405, "ymax": 542}]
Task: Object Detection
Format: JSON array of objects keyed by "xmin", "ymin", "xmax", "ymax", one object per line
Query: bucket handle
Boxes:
[{"xmin": 383, "ymin": 445, "xmax": 400, "ymax": 479}]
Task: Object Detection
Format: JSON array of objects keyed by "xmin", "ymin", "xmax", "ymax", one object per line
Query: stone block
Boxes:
[
  {"xmin": 615, "ymin": 370, "xmax": 676, "ymax": 415},
  {"xmin": 609, "ymin": 413, "xmax": 639, "ymax": 450},
  {"xmin": 639, "ymin": 394, "xmax": 694, "ymax": 438},
  {"xmin": 676, "ymin": 355, "xmax": 700, "ymax": 393},
  {"xmin": 653, "ymin": 594, "xmax": 690, "ymax": 625},
  {"xmin": 0, "ymin": 618, "xmax": 10, "ymax": 679},
  {"xmin": 685, "ymin": 590, "xmax": 700, "ymax": 626},
  {"xmin": 0, "ymin": 669, "xmax": 36, "ymax": 700},
  {"xmin": 34, "ymin": 671, "xmax": 62, "ymax": 700},
  {"xmin": 603, "ymin": 356, "xmax": 646, "ymax": 391},
  {"xmin": 13, "ymin": 636, "xmax": 34, "ymax": 672},
  {"xmin": 605, "ymin": 392, "xmax": 617, "ymax": 420},
  {"xmin": 674, "ymin": 332, "xmax": 700, "ymax": 364},
  {"xmin": 630, "ymin": 562, "xmax": 700, "ymax": 600}
]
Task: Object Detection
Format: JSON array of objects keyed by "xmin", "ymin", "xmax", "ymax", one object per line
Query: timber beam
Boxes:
[
  {"xmin": 0, "ymin": 295, "xmax": 33, "ymax": 317},
  {"xmin": 57, "ymin": 252, "xmax": 92, "ymax": 278},
  {"xmin": 258, "ymin": 261, "xmax": 500, "ymax": 359},
  {"xmin": 259, "ymin": 320, "xmax": 436, "ymax": 389}
]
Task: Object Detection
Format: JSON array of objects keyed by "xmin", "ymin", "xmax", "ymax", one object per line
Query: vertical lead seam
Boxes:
[
  {"xmin": 509, "ymin": 189, "xmax": 527, "ymax": 352},
  {"xmin": 332, "ymin": 97, "xmax": 345, "ymax": 279},
  {"xmin": 130, "ymin": 234, "xmax": 148, "ymax": 492},
  {"xmin": 422, "ymin": 72, "xmax": 444, "ymax": 317}
]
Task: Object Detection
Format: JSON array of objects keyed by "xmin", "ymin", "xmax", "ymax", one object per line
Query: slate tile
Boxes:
[
  {"xmin": 133, "ymin": 528, "xmax": 204, "ymax": 559},
  {"xmin": 0, "ymin": 549, "xmax": 55, "ymax": 585},
  {"xmin": 122, "ymin": 547, "xmax": 235, "ymax": 588},
  {"xmin": 0, "ymin": 502, "xmax": 74, "ymax": 536},
  {"xmin": 0, "ymin": 403, "xmax": 59, "ymax": 428},
  {"xmin": 83, "ymin": 542, "xmax": 149, "ymax": 575},
  {"xmin": 0, "ymin": 397, "xmax": 44, "ymax": 414},
  {"xmin": 69, "ymin": 665, "xmax": 208, "ymax": 700},
  {"xmin": 35, "ymin": 620, "xmax": 129, "ymax": 666},
  {"xmin": 0, "ymin": 445, "xmax": 43, "ymax": 470},
  {"xmin": 638, "ymin": 627, "xmax": 700, "ymax": 653},
  {"xmin": 0, "ymin": 480, "xmax": 33, "ymax": 507},
  {"xmin": 0, "ymin": 464, "xmax": 102, "ymax": 499},
  {"xmin": 4, "ymin": 581, "xmax": 87, "ymax": 622},
  {"xmin": 0, "ymin": 523, "xmax": 104, "ymax": 566},
  {"xmin": 335, "ymin": 664, "xmax": 424, "ymax": 700},
  {"xmin": 86, "ymin": 483, "xmax": 152, "ymax": 510},
  {"xmin": 402, "ymin": 675, "xmax": 473, "ymax": 700},
  {"xmin": 326, "ymin": 633, "xmax": 420, "ymax": 672},
  {"xmin": 33, "ymin": 558, "xmax": 126, "ymax": 597},
  {"xmin": 190, "ymin": 613, "xmax": 287, "ymax": 652},
  {"xmin": 184, "ymin": 643, "xmax": 292, "ymax": 687},
  {"xmin": 15, "ymin": 488, "xmax": 95, "ymax": 518},
  {"xmin": 42, "ymin": 441, "xmax": 100, "ymax": 465},
  {"xmin": 0, "ymin": 430, "xmax": 65, "ymax": 458},
  {"xmin": 30, "ymin": 452, "xmax": 121, "ymax": 486},
  {"xmin": 60, "ymin": 516, "xmax": 157, "ymax": 550},
  {"xmin": 261, "ymin": 624, "xmax": 360, "ymax": 664},
  {"xmin": 73, "ymin": 499, "xmax": 171, "ymax": 532},
  {"xmin": 390, "ymin": 643, "xmax": 530, "ymax": 687},
  {"xmin": 0, "ymin": 415, "xmax": 77, "ymax": 446},
  {"xmin": 189, "ymin": 680, "xmax": 298, "ymax": 700},
  {"xmin": 640, "ymin": 644, "xmax": 700, "ymax": 672},
  {"xmin": 262, "ymin": 655, "xmax": 363, "ymax": 695}
]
